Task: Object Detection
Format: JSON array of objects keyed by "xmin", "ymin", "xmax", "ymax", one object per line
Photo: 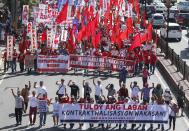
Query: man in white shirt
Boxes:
[
  {"xmin": 28, "ymin": 91, "xmax": 38, "ymax": 125},
  {"xmin": 93, "ymin": 78, "xmax": 103, "ymax": 103},
  {"xmin": 130, "ymin": 81, "xmax": 141, "ymax": 99},
  {"xmin": 34, "ymin": 81, "xmax": 47, "ymax": 99},
  {"xmin": 56, "ymin": 79, "xmax": 66, "ymax": 101}
]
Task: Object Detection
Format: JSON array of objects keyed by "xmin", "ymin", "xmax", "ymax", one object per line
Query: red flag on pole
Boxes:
[
  {"xmin": 147, "ymin": 22, "xmax": 153, "ymax": 42},
  {"xmin": 55, "ymin": 0, "xmax": 68, "ymax": 24},
  {"xmin": 128, "ymin": 33, "xmax": 141, "ymax": 51}
]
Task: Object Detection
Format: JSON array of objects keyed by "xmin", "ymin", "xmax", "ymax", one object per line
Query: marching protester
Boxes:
[
  {"xmin": 169, "ymin": 100, "xmax": 179, "ymax": 131},
  {"xmin": 34, "ymin": 81, "xmax": 47, "ymax": 99},
  {"xmin": 141, "ymin": 83, "xmax": 154, "ymax": 103},
  {"xmin": 21, "ymin": 81, "xmax": 31, "ymax": 112},
  {"xmin": 11, "ymin": 88, "xmax": 24, "ymax": 126},
  {"xmin": 83, "ymin": 80, "xmax": 92, "ymax": 99},
  {"xmin": 117, "ymin": 83, "xmax": 129, "ymax": 99},
  {"xmin": 67, "ymin": 80, "xmax": 80, "ymax": 100},
  {"xmin": 52, "ymin": 97, "xmax": 60, "ymax": 127},
  {"xmin": 56, "ymin": 79, "xmax": 66, "ymax": 101},
  {"xmin": 18, "ymin": 53, "xmax": 25, "ymax": 72},
  {"xmin": 130, "ymin": 81, "xmax": 141, "ymax": 100},
  {"xmin": 12, "ymin": 49, "xmax": 18, "ymax": 73},
  {"xmin": 177, "ymin": 84, "xmax": 185, "ymax": 116},
  {"xmin": 149, "ymin": 51, "xmax": 157, "ymax": 74},
  {"xmin": 2, "ymin": 49, "xmax": 8, "ymax": 72},
  {"xmin": 118, "ymin": 66, "xmax": 128, "ymax": 87},
  {"xmin": 152, "ymin": 83, "xmax": 164, "ymax": 101},
  {"xmin": 28, "ymin": 91, "xmax": 38, "ymax": 125},
  {"xmin": 105, "ymin": 83, "xmax": 116, "ymax": 99},
  {"xmin": 37, "ymin": 93, "xmax": 52, "ymax": 127},
  {"xmin": 163, "ymin": 88, "xmax": 172, "ymax": 105},
  {"xmin": 93, "ymin": 78, "xmax": 103, "ymax": 103},
  {"xmin": 142, "ymin": 66, "xmax": 150, "ymax": 86}
]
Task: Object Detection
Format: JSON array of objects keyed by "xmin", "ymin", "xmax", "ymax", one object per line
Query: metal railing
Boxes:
[{"xmin": 153, "ymin": 31, "xmax": 188, "ymax": 81}]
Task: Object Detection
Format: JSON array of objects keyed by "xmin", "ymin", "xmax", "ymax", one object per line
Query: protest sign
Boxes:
[
  {"xmin": 6, "ymin": 36, "xmax": 13, "ymax": 61},
  {"xmin": 59, "ymin": 104, "xmax": 169, "ymax": 123},
  {"xmin": 38, "ymin": 100, "xmax": 47, "ymax": 112},
  {"xmin": 22, "ymin": 5, "xmax": 29, "ymax": 25},
  {"xmin": 37, "ymin": 55, "xmax": 69, "ymax": 72},
  {"xmin": 25, "ymin": 55, "xmax": 35, "ymax": 69}
]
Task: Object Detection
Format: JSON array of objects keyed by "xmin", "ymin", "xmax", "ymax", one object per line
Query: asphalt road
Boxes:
[{"xmin": 0, "ymin": 67, "xmax": 189, "ymax": 131}]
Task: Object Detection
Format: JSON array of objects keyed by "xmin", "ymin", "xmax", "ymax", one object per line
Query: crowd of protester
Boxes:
[{"xmin": 11, "ymin": 72, "xmax": 185, "ymax": 131}]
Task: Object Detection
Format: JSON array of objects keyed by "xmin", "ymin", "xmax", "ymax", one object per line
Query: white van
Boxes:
[{"xmin": 160, "ymin": 23, "xmax": 182, "ymax": 41}]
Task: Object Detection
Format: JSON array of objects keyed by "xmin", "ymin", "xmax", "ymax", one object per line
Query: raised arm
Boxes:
[
  {"xmin": 56, "ymin": 81, "xmax": 59, "ymax": 85},
  {"xmin": 130, "ymin": 82, "xmax": 133, "ymax": 89},
  {"xmin": 67, "ymin": 80, "xmax": 72, "ymax": 86},
  {"xmin": 83, "ymin": 80, "xmax": 85, "ymax": 87},
  {"xmin": 11, "ymin": 89, "xmax": 16, "ymax": 97},
  {"xmin": 93, "ymin": 78, "xmax": 96, "ymax": 86},
  {"xmin": 34, "ymin": 82, "xmax": 37, "ymax": 88},
  {"xmin": 28, "ymin": 81, "xmax": 31, "ymax": 90},
  {"xmin": 105, "ymin": 84, "xmax": 110, "ymax": 90}
]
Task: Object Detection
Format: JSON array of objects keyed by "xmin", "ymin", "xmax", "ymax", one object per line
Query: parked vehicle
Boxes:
[
  {"xmin": 175, "ymin": 13, "xmax": 189, "ymax": 27},
  {"xmin": 155, "ymin": 3, "xmax": 167, "ymax": 13},
  {"xmin": 176, "ymin": 0, "xmax": 189, "ymax": 13},
  {"xmin": 163, "ymin": 6, "xmax": 179, "ymax": 19},
  {"xmin": 151, "ymin": 13, "xmax": 165, "ymax": 28},
  {"xmin": 160, "ymin": 23, "xmax": 182, "ymax": 41}
]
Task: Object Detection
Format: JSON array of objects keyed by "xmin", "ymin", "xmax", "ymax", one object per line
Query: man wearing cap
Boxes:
[
  {"xmin": 21, "ymin": 81, "xmax": 31, "ymax": 112},
  {"xmin": 11, "ymin": 88, "xmax": 24, "ymax": 125},
  {"xmin": 67, "ymin": 80, "xmax": 80, "ymax": 100},
  {"xmin": 93, "ymin": 78, "xmax": 103, "ymax": 103},
  {"xmin": 56, "ymin": 79, "xmax": 66, "ymax": 101},
  {"xmin": 141, "ymin": 83, "xmax": 154, "ymax": 103},
  {"xmin": 119, "ymin": 66, "xmax": 128, "ymax": 87}
]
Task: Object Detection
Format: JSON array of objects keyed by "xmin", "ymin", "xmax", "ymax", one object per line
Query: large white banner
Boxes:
[
  {"xmin": 59, "ymin": 104, "xmax": 169, "ymax": 123},
  {"xmin": 6, "ymin": 36, "xmax": 13, "ymax": 61},
  {"xmin": 37, "ymin": 55, "xmax": 69, "ymax": 72}
]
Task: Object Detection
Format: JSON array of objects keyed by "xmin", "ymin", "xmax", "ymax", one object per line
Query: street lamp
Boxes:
[{"xmin": 165, "ymin": 0, "xmax": 172, "ymax": 59}]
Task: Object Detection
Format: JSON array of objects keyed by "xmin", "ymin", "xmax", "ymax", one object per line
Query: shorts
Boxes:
[{"xmin": 52, "ymin": 112, "xmax": 59, "ymax": 117}]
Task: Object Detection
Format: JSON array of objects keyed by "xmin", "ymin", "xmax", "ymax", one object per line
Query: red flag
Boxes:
[
  {"xmin": 143, "ymin": 12, "xmax": 147, "ymax": 28},
  {"xmin": 68, "ymin": 29, "xmax": 76, "ymax": 54},
  {"xmin": 126, "ymin": 17, "xmax": 133, "ymax": 33},
  {"xmin": 140, "ymin": 32, "xmax": 148, "ymax": 43},
  {"xmin": 92, "ymin": 32, "xmax": 101, "ymax": 48},
  {"xmin": 41, "ymin": 29, "xmax": 47, "ymax": 42},
  {"xmin": 147, "ymin": 22, "xmax": 153, "ymax": 42},
  {"xmin": 128, "ymin": 33, "xmax": 141, "ymax": 51},
  {"xmin": 55, "ymin": 0, "xmax": 68, "ymax": 24}
]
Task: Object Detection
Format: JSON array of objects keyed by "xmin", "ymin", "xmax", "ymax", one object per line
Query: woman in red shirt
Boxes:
[{"xmin": 149, "ymin": 51, "xmax": 157, "ymax": 74}]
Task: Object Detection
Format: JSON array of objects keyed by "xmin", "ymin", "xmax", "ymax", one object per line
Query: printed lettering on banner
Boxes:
[
  {"xmin": 37, "ymin": 55, "xmax": 69, "ymax": 73},
  {"xmin": 31, "ymin": 27, "xmax": 37, "ymax": 51},
  {"xmin": 38, "ymin": 100, "xmax": 47, "ymax": 112},
  {"xmin": 59, "ymin": 104, "xmax": 169, "ymax": 123},
  {"xmin": 61, "ymin": 29, "xmax": 68, "ymax": 42},
  {"xmin": 69, "ymin": 55, "xmax": 135, "ymax": 73},
  {"xmin": 47, "ymin": 30, "xmax": 52, "ymax": 48},
  {"xmin": 6, "ymin": 36, "xmax": 13, "ymax": 61},
  {"xmin": 22, "ymin": 5, "xmax": 29, "ymax": 25},
  {"xmin": 25, "ymin": 55, "xmax": 35, "ymax": 69},
  {"xmin": 27, "ymin": 22, "xmax": 33, "ymax": 39}
]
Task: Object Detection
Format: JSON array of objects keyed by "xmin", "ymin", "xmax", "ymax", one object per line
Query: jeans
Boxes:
[
  {"xmin": 39, "ymin": 112, "xmax": 47, "ymax": 126},
  {"xmin": 150, "ymin": 64, "xmax": 156, "ymax": 74},
  {"xmin": 19, "ymin": 62, "xmax": 24, "ymax": 72},
  {"xmin": 15, "ymin": 108, "xmax": 23, "ymax": 124},
  {"xmin": 169, "ymin": 116, "xmax": 176, "ymax": 130},
  {"xmin": 29, "ymin": 107, "xmax": 37, "ymax": 124},
  {"xmin": 12, "ymin": 60, "xmax": 17, "ymax": 72}
]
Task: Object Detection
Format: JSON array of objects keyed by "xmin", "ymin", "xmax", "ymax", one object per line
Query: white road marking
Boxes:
[{"xmin": 155, "ymin": 70, "xmax": 189, "ymax": 128}]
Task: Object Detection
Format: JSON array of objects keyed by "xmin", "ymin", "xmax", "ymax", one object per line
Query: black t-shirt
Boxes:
[{"xmin": 70, "ymin": 85, "xmax": 79, "ymax": 96}]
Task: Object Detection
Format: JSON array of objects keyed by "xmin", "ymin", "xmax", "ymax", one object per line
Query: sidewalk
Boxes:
[{"xmin": 157, "ymin": 53, "xmax": 189, "ymax": 115}]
